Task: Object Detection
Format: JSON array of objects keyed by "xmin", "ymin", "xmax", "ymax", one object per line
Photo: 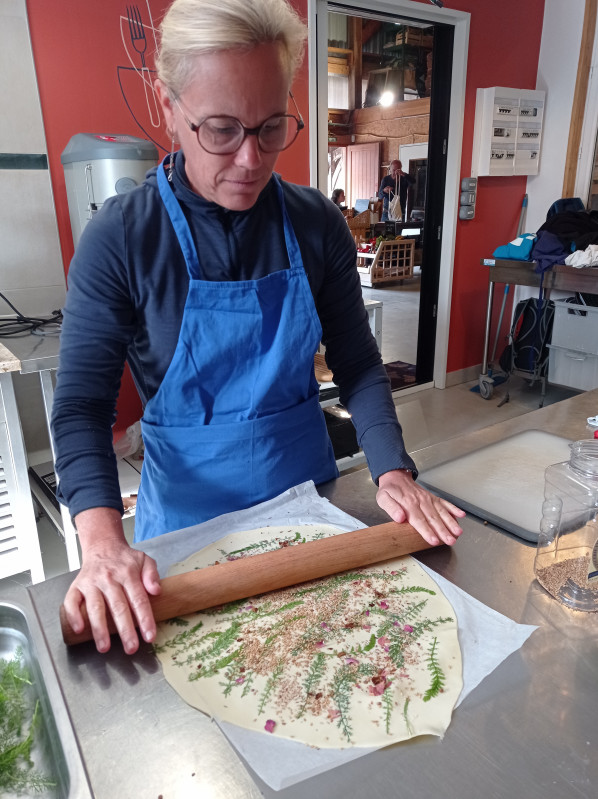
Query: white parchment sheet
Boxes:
[{"xmin": 139, "ymin": 481, "xmax": 537, "ymax": 791}]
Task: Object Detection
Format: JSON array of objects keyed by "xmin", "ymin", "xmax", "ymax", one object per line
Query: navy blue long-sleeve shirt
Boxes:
[{"xmin": 52, "ymin": 152, "xmax": 416, "ymax": 518}]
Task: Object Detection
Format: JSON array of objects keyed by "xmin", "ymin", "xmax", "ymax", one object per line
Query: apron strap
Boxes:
[
  {"xmin": 157, "ymin": 156, "xmax": 201, "ymax": 279},
  {"xmin": 273, "ymin": 174, "xmax": 303, "ymax": 273},
  {"xmin": 157, "ymin": 157, "xmax": 306, "ymax": 279}
]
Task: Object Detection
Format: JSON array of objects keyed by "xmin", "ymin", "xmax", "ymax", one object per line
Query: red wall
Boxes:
[
  {"xmin": 434, "ymin": 0, "xmax": 545, "ymax": 373},
  {"xmin": 26, "ymin": 0, "xmax": 309, "ymax": 432},
  {"xmin": 27, "ymin": 0, "xmax": 544, "ymax": 412}
]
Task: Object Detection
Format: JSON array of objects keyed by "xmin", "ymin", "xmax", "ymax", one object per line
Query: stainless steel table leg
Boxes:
[
  {"xmin": 481, "ymin": 279, "xmax": 495, "ymax": 376},
  {"xmin": 370, "ymin": 304, "xmax": 382, "ymax": 352},
  {"xmin": 363, "ymin": 299, "xmax": 383, "ymax": 353},
  {"xmin": 0, "ymin": 372, "xmax": 45, "ymax": 583},
  {"xmin": 39, "ymin": 369, "xmax": 81, "ymax": 571}
]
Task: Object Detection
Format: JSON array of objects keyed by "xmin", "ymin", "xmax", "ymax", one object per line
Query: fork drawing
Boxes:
[
  {"xmin": 125, "ymin": 4, "xmax": 160, "ymax": 126},
  {"xmin": 127, "ymin": 5, "xmax": 147, "ymax": 69}
]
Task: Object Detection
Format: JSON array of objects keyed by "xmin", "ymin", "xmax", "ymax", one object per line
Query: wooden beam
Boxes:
[
  {"xmin": 362, "ymin": 19, "xmax": 382, "ymax": 46},
  {"xmin": 348, "ymin": 17, "xmax": 363, "ymax": 111},
  {"xmin": 328, "ymin": 63, "xmax": 350, "ymax": 76},
  {"xmin": 328, "ymin": 47, "xmax": 353, "ymax": 78},
  {"xmin": 353, "ymin": 96, "xmax": 431, "ymax": 125},
  {"xmin": 562, "ymin": 0, "xmax": 598, "ymax": 197},
  {"xmin": 353, "ymin": 115, "xmax": 429, "ymax": 139}
]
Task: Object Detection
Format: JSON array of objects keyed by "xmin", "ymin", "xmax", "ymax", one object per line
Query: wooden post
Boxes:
[
  {"xmin": 562, "ymin": 0, "xmax": 598, "ymax": 198},
  {"xmin": 348, "ymin": 17, "xmax": 363, "ymax": 112}
]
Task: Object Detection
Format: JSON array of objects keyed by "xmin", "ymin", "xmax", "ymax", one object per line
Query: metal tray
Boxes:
[
  {"xmin": 418, "ymin": 429, "xmax": 573, "ymax": 542},
  {"xmin": 0, "ymin": 585, "xmax": 93, "ymax": 798}
]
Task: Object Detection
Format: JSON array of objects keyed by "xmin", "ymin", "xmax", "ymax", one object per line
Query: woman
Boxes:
[
  {"xmin": 378, "ymin": 159, "xmax": 415, "ymax": 221},
  {"xmin": 331, "ymin": 188, "xmax": 345, "ymax": 207},
  {"xmin": 53, "ymin": 0, "xmax": 463, "ymax": 654}
]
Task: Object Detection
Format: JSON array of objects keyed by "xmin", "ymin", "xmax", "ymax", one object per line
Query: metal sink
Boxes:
[{"xmin": 0, "ymin": 584, "xmax": 93, "ymax": 798}]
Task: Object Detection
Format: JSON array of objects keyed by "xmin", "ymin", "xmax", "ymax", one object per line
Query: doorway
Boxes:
[
  {"xmin": 310, "ymin": 1, "xmax": 469, "ymax": 389},
  {"xmin": 322, "ymin": 8, "xmax": 452, "ymax": 388}
]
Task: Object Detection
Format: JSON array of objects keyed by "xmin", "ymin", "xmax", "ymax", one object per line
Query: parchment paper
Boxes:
[{"xmin": 138, "ymin": 481, "xmax": 537, "ymax": 791}]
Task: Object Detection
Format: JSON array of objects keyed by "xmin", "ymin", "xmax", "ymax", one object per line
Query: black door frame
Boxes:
[
  {"xmin": 417, "ymin": 22, "xmax": 453, "ymax": 383},
  {"xmin": 311, "ymin": 0, "xmax": 469, "ymax": 389}
]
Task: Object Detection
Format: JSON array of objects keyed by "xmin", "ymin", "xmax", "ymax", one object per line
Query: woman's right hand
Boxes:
[{"xmin": 63, "ymin": 508, "xmax": 162, "ymax": 654}]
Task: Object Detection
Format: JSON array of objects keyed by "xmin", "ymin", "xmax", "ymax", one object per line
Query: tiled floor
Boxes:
[{"xmin": 394, "ymin": 375, "xmax": 577, "ymax": 454}]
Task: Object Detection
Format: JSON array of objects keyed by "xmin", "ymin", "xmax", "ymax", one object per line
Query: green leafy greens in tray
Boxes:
[{"xmin": 0, "ymin": 647, "xmax": 55, "ymax": 794}]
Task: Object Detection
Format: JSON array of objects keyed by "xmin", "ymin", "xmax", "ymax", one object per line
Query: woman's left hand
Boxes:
[{"xmin": 376, "ymin": 469, "xmax": 465, "ymax": 546}]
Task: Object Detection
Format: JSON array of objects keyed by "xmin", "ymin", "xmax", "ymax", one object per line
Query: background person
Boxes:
[
  {"xmin": 378, "ymin": 159, "xmax": 415, "ymax": 221},
  {"xmin": 52, "ymin": 0, "xmax": 464, "ymax": 655},
  {"xmin": 331, "ymin": 187, "xmax": 345, "ymax": 207}
]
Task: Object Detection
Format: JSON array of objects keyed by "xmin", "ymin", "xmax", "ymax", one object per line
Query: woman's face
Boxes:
[{"xmin": 156, "ymin": 43, "xmax": 291, "ymax": 211}]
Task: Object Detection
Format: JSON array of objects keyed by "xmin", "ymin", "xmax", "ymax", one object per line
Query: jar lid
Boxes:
[{"xmin": 569, "ymin": 439, "xmax": 598, "ymax": 475}]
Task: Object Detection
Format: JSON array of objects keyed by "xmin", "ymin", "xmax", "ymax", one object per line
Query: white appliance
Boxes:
[{"xmin": 61, "ymin": 133, "xmax": 158, "ymax": 248}]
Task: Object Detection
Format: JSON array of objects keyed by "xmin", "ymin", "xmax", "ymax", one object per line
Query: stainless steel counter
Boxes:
[
  {"xmin": 22, "ymin": 389, "xmax": 598, "ymax": 798},
  {"xmin": 0, "ymin": 333, "xmax": 59, "ymax": 582},
  {"xmin": 0, "ymin": 330, "xmax": 61, "ymax": 373},
  {"xmin": 0, "ymin": 332, "xmax": 80, "ymax": 571}
]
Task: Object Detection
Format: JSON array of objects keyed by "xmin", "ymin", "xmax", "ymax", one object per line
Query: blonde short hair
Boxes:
[{"xmin": 156, "ymin": 0, "xmax": 307, "ymax": 96}]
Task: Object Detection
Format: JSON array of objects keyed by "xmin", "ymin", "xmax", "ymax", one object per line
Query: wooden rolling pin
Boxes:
[{"xmin": 60, "ymin": 521, "xmax": 433, "ymax": 646}]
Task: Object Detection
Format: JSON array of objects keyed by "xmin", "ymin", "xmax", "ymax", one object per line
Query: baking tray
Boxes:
[
  {"xmin": 0, "ymin": 586, "xmax": 92, "ymax": 798},
  {"xmin": 418, "ymin": 429, "xmax": 573, "ymax": 542}
]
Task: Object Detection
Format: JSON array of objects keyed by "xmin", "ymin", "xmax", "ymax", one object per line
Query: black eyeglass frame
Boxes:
[{"xmin": 174, "ymin": 92, "xmax": 305, "ymax": 155}]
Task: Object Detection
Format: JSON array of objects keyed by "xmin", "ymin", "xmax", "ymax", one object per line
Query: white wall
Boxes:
[
  {"xmin": 525, "ymin": 0, "xmax": 586, "ymax": 232},
  {"xmin": 0, "ymin": 0, "xmax": 65, "ymax": 319},
  {"xmin": 0, "ymin": 0, "xmax": 65, "ymax": 457}
]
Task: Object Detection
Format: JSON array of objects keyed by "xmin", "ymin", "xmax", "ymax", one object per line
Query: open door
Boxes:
[
  {"xmin": 345, "ymin": 142, "xmax": 380, "ymax": 207},
  {"xmin": 311, "ymin": 0, "xmax": 469, "ymax": 390}
]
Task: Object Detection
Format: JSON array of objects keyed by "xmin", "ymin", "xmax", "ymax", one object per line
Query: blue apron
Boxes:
[{"xmin": 134, "ymin": 163, "xmax": 338, "ymax": 541}]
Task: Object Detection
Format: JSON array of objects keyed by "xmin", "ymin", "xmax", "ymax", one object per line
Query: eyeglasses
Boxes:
[{"xmin": 174, "ymin": 92, "xmax": 305, "ymax": 155}]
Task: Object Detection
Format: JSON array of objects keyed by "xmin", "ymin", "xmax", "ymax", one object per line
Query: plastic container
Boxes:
[
  {"xmin": 551, "ymin": 299, "xmax": 598, "ymax": 354},
  {"xmin": 535, "ymin": 439, "xmax": 598, "ymax": 611},
  {"xmin": 547, "ymin": 344, "xmax": 598, "ymax": 391}
]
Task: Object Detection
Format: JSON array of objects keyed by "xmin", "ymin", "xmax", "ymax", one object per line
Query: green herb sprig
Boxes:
[
  {"xmin": 423, "ymin": 636, "xmax": 446, "ymax": 702},
  {"xmin": 0, "ymin": 648, "xmax": 55, "ymax": 793}
]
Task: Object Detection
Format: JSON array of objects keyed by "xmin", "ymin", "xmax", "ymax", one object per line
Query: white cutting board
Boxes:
[{"xmin": 418, "ymin": 429, "xmax": 573, "ymax": 542}]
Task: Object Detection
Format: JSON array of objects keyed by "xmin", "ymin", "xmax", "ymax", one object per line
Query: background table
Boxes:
[{"xmin": 479, "ymin": 259, "xmax": 598, "ymax": 399}]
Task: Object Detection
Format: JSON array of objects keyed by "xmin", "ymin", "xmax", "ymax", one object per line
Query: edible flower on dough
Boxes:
[{"xmin": 369, "ymin": 677, "xmax": 392, "ymax": 696}]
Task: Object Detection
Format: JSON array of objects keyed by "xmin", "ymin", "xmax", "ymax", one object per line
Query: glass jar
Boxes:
[{"xmin": 534, "ymin": 439, "xmax": 598, "ymax": 612}]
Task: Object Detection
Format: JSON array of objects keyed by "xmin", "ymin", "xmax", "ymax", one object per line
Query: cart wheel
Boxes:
[{"xmin": 478, "ymin": 376, "xmax": 494, "ymax": 400}]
